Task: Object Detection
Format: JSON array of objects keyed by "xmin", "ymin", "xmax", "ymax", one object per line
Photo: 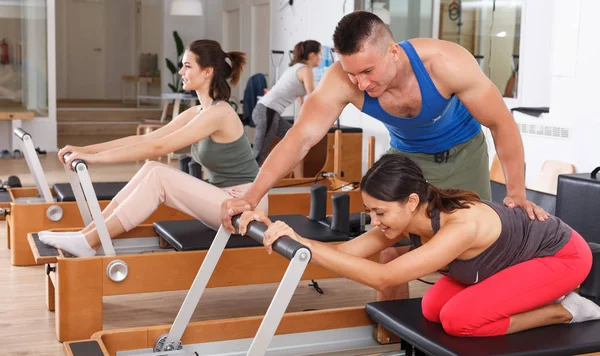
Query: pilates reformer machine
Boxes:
[
  {"xmin": 362, "ymin": 176, "xmax": 600, "ymax": 356},
  {"xmin": 64, "ymin": 215, "xmax": 399, "ymax": 356},
  {"xmin": 5, "ymin": 127, "xmax": 366, "ymax": 267},
  {"xmin": 30, "ymin": 153, "xmax": 369, "ymax": 342},
  {"xmin": 65, "ymin": 171, "xmax": 600, "ymax": 356},
  {"xmin": 3, "ymin": 128, "xmax": 190, "ymax": 266}
]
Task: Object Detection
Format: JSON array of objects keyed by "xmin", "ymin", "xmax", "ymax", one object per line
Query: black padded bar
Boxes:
[
  {"xmin": 53, "ymin": 182, "xmax": 125, "ymax": 202},
  {"xmin": 309, "ymin": 184, "xmax": 327, "ymax": 221},
  {"xmin": 271, "ymin": 50, "xmax": 284, "ymax": 54},
  {"xmin": 0, "ymin": 191, "xmax": 11, "ymax": 202},
  {"xmin": 13, "ymin": 127, "xmax": 30, "ymax": 141},
  {"xmin": 67, "ymin": 340, "xmax": 105, "ymax": 356},
  {"xmin": 330, "ymin": 192, "xmax": 350, "ymax": 233},
  {"xmin": 232, "ymin": 214, "xmax": 309, "ymax": 261},
  {"xmin": 556, "ymin": 172, "xmax": 600, "ymax": 244},
  {"xmin": 580, "ymin": 243, "xmax": 600, "ymax": 300},
  {"xmin": 32, "ymin": 234, "xmax": 60, "ymax": 257},
  {"xmin": 366, "ymin": 298, "xmax": 600, "ymax": 356},
  {"xmin": 154, "ymin": 214, "xmax": 349, "ymax": 251},
  {"xmin": 154, "ymin": 220, "xmax": 259, "ymax": 251}
]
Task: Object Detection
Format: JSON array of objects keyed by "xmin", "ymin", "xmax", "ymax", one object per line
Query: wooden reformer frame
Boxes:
[{"xmin": 7, "ymin": 128, "xmax": 364, "ymax": 266}]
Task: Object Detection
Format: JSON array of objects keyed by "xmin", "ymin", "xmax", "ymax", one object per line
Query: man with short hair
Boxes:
[{"xmin": 221, "ymin": 11, "xmax": 547, "ymax": 301}]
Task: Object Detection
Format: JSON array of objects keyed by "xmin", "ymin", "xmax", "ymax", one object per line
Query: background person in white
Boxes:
[{"xmin": 252, "ymin": 40, "xmax": 322, "ymax": 178}]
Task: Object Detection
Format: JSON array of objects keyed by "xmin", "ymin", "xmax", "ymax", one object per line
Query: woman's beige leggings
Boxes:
[{"xmin": 112, "ymin": 161, "xmax": 268, "ymax": 231}]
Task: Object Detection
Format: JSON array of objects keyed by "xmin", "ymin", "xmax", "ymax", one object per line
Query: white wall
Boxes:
[
  {"xmin": 161, "ymin": 0, "xmax": 206, "ymax": 94},
  {"xmin": 515, "ymin": 0, "xmax": 552, "ymax": 108},
  {"xmin": 105, "ymin": 1, "xmax": 136, "ymax": 100},
  {"xmin": 203, "ymin": 0, "xmax": 224, "ymax": 42},
  {"xmin": 140, "ymin": 0, "xmax": 163, "ymax": 55},
  {"xmin": 55, "ymin": 0, "xmax": 67, "ymax": 99},
  {"xmin": 202, "ymin": 0, "xmax": 270, "ymax": 105},
  {"xmin": 56, "ymin": 0, "xmax": 138, "ymax": 100},
  {"xmin": 516, "ymin": 0, "xmax": 598, "ymax": 184},
  {"xmin": 270, "ymin": 0, "xmax": 353, "ymax": 81}
]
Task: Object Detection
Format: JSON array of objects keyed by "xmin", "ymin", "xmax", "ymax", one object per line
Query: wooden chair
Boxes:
[
  {"xmin": 489, "ymin": 153, "xmax": 528, "ymax": 184},
  {"xmin": 490, "ymin": 154, "xmax": 505, "ymax": 183},
  {"xmin": 529, "ymin": 160, "xmax": 576, "ymax": 194}
]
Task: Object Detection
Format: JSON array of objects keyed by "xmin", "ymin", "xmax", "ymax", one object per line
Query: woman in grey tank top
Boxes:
[
  {"xmin": 252, "ymin": 40, "xmax": 322, "ymax": 177},
  {"xmin": 238, "ymin": 154, "xmax": 600, "ymax": 337},
  {"xmin": 40, "ymin": 40, "xmax": 267, "ymax": 258}
]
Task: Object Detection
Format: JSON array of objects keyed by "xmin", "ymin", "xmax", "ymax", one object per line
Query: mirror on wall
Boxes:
[
  {"xmin": 438, "ymin": 0, "xmax": 522, "ymax": 98},
  {"xmin": 360, "ymin": 0, "xmax": 522, "ymax": 98},
  {"xmin": 0, "ymin": 0, "xmax": 49, "ymax": 115},
  {"xmin": 363, "ymin": 0, "xmax": 434, "ymax": 39}
]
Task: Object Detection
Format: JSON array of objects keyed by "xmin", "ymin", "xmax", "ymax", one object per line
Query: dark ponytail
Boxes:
[
  {"xmin": 424, "ymin": 183, "xmax": 480, "ymax": 217},
  {"xmin": 226, "ymin": 51, "xmax": 245, "ymax": 87},
  {"xmin": 361, "ymin": 154, "xmax": 480, "ymax": 218},
  {"xmin": 290, "ymin": 40, "xmax": 321, "ymax": 66},
  {"xmin": 187, "ymin": 39, "xmax": 247, "ymax": 101}
]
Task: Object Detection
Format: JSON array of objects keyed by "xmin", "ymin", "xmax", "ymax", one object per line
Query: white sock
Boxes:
[
  {"xmin": 561, "ymin": 292, "xmax": 600, "ymax": 324},
  {"xmin": 38, "ymin": 230, "xmax": 82, "ymax": 238},
  {"xmin": 38, "ymin": 231, "xmax": 96, "ymax": 257}
]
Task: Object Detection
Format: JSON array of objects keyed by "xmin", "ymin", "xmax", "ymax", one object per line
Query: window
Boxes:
[
  {"xmin": 0, "ymin": 0, "xmax": 49, "ymax": 116},
  {"xmin": 438, "ymin": 0, "xmax": 522, "ymax": 98},
  {"xmin": 362, "ymin": 0, "xmax": 522, "ymax": 98}
]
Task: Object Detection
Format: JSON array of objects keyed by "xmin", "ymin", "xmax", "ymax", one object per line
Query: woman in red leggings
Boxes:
[{"xmin": 238, "ymin": 153, "xmax": 600, "ymax": 337}]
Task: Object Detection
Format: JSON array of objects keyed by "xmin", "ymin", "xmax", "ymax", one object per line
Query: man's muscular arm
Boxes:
[
  {"xmin": 220, "ymin": 62, "xmax": 362, "ymax": 231},
  {"xmin": 432, "ymin": 41, "xmax": 548, "ymax": 221}
]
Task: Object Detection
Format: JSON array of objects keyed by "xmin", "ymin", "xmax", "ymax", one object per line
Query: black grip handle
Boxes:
[
  {"xmin": 13, "ymin": 128, "xmax": 30, "ymax": 141},
  {"xmin": 330, "ymin": 193, "xmax": 350, "ymax": 233},
  {"xmin": 63, "ymin": 152, "xmax": 87, "ymax": 171},
  {"xmin": 592, "ymin": 167, "xmax": 600, "ymax": 179},
  {"xmin": 271, "ymin": 50, "xmax": 284, "ymax": 54},
  {"xmin": 309, "ymin": 184, "xmax": 327, "ymax": 221},
  {"xmin": 232, "ymin": 215, "xmax": 310, "ymax": 261}
]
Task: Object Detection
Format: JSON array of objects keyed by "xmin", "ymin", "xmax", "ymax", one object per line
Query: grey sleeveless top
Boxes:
[
  {"xmin": 190, "ymin": 102, "xmax": 259, "ymax": 188},
  {"xmin": 410, "ymin": 200, "xmax": 572, "ymax": 285},
  {"xmin": 259, "ymin": 63, "xmax": 307, "ymax": 114}
]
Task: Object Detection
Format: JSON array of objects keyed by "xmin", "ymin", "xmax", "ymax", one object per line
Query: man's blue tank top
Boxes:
[{"xmin": 361, "ymin": 41, "xmax": 481, "ymax": 153}]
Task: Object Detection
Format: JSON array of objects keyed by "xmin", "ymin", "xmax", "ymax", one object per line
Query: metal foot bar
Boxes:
[
  {"xmin": 13, "ymin": 128, "xmax": 53, "ymax": 203},
  {"xmin": 154, "ymin": 216, "xmax": 311, "ymax": 355},
  {"xmin": 246, "ymin": 245, "xmax": 310, "ymax": 356},
  {"xmin": 63, "ymin": 163, "xmax": 93, "ymax": 226},
  {"xmin": 155, "ymin": 226, "xmax": 233, "ymax": 352},
  {"xmin": 63, "ymin": 154, "xmax": 115, "ymax": 256}
]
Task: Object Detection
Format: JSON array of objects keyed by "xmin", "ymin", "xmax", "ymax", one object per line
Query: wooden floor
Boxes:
[{"xmin": 0, "ymin": 154, "xmax": 437, "ymax": 355}]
